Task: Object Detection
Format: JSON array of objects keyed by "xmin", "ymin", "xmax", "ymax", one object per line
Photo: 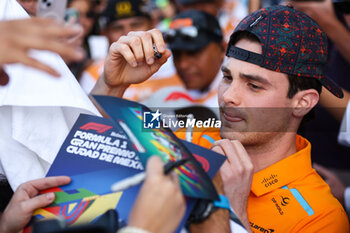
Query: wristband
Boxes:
[
  {"xmin": 187, "ymin": 195, "xmax": 231, "ymax": 223},
  {"xmin": 213, "ymin": 194, "xmax": 231, "ymax": 211}
]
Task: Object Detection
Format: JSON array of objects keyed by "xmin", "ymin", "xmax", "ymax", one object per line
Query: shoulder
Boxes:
[{"xmin": 288, "ymin": 172, "xmax": 349, "ymax": 232}]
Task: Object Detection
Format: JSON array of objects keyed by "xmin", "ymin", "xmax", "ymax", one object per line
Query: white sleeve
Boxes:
[
  {"xmin": 230, "ymin": 220, "xmax": 249, "ymax": 233},
  {"xmin": 179, "ymin": 220, "xmax": 248, "ymax": 233},
  {"xmin": 338, "ymin": 101, "xmax": 350, "ymax": 147}
]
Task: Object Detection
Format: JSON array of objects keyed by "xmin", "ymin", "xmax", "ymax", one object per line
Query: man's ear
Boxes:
[{"xmin": 291, "ymin": 89, "xmax": 319, "ymax": 118}]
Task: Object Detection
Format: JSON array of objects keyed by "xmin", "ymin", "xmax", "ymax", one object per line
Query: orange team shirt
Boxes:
[{"xmin": 175, "ymin": 130, "xmax": 350, "ymax": 232}]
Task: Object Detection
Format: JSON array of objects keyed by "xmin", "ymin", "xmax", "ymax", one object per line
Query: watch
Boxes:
[{"xmin": 187, "ymin": 195, "xmax": 231, "ymax": 223}]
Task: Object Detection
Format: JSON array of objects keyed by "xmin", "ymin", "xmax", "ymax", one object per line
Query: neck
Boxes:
[{"xmin": 245, "ymin": 132, "xmax": 297, "ymax": 173}]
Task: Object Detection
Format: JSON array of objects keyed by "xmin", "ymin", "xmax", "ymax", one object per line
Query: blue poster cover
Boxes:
[{"xmin": 32, "ymin": 113, "xmax": 226, "ymax": 231}]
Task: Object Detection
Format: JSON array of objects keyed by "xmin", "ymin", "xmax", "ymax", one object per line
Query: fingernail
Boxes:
[
  {"xmin": 46, "ymin": 192, "xmax": 55, "ymax": 201},
  {"xmin": 159, "ymin": 45, "xmax": 165, "ymax": 52},
  {"xmin": 147, "ymin": 57, "xmax": 154, "ymax": 64},
  {"xmin": 131, "ymin": 61, "xmax": 137, "ymax": 67}
]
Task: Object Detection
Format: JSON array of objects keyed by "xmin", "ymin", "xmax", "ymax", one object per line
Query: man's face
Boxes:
[
  {"xmin": 173, "ymin": 42, "xmax": 224, "ymax": 91},
  {"xmin": 106, "ymin": 17, "xmax": 152, "ymax": 44},
  {"xmin": 219, "ymin": 38, "xmax": 294, "ymax": 147}
]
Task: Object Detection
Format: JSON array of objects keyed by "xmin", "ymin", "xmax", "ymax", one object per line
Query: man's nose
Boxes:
[
  {"xmin": 223, "ymin": 81, "xmax": 242, "ymax": 106},
  {"xmin": 177, "ymin": 52, "xmax": 193, "ymax": 70}
]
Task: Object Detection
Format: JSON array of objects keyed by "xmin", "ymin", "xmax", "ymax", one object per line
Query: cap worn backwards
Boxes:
[{"xmin": 226, "ymin": 5, "xmax": 343, "ymax": 98}]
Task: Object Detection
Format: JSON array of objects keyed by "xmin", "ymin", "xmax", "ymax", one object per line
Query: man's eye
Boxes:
[
  {"xmin": 248, "ymin": 83, "xmax": 261, "ymax": 90},
  {"xmin": 222, "ymin": 75, "xmax": 232, "ymax": 81}
]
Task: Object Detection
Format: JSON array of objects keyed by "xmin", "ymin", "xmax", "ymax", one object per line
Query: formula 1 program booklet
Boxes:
[{"xmin": 30, "ymin": 96, "xmax": 226, "ymax": 231}]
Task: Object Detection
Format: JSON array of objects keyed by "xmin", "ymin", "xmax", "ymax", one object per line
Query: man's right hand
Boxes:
[
  {"xmin": 0, "ymin": 18, "xmax": 84, "ymax": 78},
  {"xmin": 92, "ymin": 29, "xmax": 171, "ymax": 98},
  {"xmin": 128, "ymin": 156, "xmax": 185, "ymax": 233}
]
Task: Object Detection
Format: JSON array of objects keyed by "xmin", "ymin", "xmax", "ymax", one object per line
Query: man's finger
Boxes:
[
  {"xmin": 230, "ymin": 140, "xmax": 253, "ymax": 170},
  {"xmin": 219, "ymin": 161, "xmax": 233, "ymax": 182},
  {"xmin": 126, "ymin": 34, "xmax": 145, "ymax": 64},
  {"xmin": 40, "ymin": 40, "xmax": 85, "ymax": 61},
  {"xmin": 211, "ymin": 145, "xmax": 225, "ymax": 155},
  {"xmin": 17, "ymin": 54, "xmax": 60, "ymax": 77},
  {"xmin": 112, "ymin": 42, "xmax": 138, "ymax": 67},
  {"xmin": 21, "ymin": 192, "xmax": 55, "ymax": 214},
  {"xmin": 150, "ymin": 29, "xmax": 166, "ymax": 53},
  {"xmin": 41, "ymin": 24, "xmax": 83, "ymax": 40},
  {"xmin": 16, "ymin": 176, "xmax": 71, "ymax": 198},
  {"xmin": 146, "ymin": 156, "xmax": 164, "ymax": 178},
  {"xmin": 30, "ymin": 176, "xmax": 71, "ymax": 194},
  {"xmin": 16, "ymin": 35, "xmax": 85, "ymax": 62},
  {"xmin": 152, "ymin": 49, "xmax": 171, "ymax": 71},
  {"xmin": 139, "ymin": 32, "xmax": 155, "ymax": 65},
  {"xmin": 217, "ymin": 140, "xmax": 243, "ymax": 167}
]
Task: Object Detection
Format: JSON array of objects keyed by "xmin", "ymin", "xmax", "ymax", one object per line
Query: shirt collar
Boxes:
[{"xmin": 251, "ymin": 135, "xmax": 313, "ymax": 197}]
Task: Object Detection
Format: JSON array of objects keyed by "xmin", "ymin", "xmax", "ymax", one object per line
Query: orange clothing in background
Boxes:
[
  {"xmin": 176, "ymin": 130, "xmax": 350, "ymax": 232},
  {"xmin": 79, "ymin": 57, "xmax": 182, "ymax": 101},
  {"xmin": 79, "ymin": 56, "xmax": 220, "ymax": 107}
]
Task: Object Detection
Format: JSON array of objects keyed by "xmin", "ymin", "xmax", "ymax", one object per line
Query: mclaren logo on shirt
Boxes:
[
  {"xmin": 281, "ymin": 196, "xmax": 290, "ymax": 206},
  {"xmin": 250, "ymin": 222, "xmax": 275, "ymax": 233}
]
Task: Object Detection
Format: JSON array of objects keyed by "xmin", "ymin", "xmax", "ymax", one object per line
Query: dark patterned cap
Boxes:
[
  {"xmin": 226, "ymin": 5, "xmax": 343, "ymax": 98},
  {"xmin": 103, "ymin": 0, "xmax": 150, "ymax": 25}
]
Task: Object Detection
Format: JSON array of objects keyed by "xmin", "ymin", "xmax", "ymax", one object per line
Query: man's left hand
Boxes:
[{"xmin": 212, "ymin": 139, "xmax": 254, "ymax": 232}]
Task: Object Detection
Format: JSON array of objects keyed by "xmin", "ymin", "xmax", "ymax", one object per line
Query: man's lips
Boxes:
[
  {"xmin": 223, "ymin": 112, "xmax": 244, "ymax": 122},
  {"xmin": 220, "ymin": 107, "xmax": 246, "ymax": 123}
]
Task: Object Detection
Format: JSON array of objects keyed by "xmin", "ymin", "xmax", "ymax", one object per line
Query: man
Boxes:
[
  {"xmin": 91, "ymin": 5, "xmax": 350, "ymax": 232},
  {"xmin": 79, "ymin": 0, "xmax": 177, "ymax": 94},
  {"xmin": 82, "ymin": 8, "xmax": 224, "ymax": 109},
  {"xmin": 174, "ymin": 0, "xmax": 247, "ymax": 42},
  {"xmin": 163, "ymin": 10, "xmax": 225, "ymax": 107},
  {"xmin": 91, "ymin": 10, "xmax": 225, "ymax": 109}
]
